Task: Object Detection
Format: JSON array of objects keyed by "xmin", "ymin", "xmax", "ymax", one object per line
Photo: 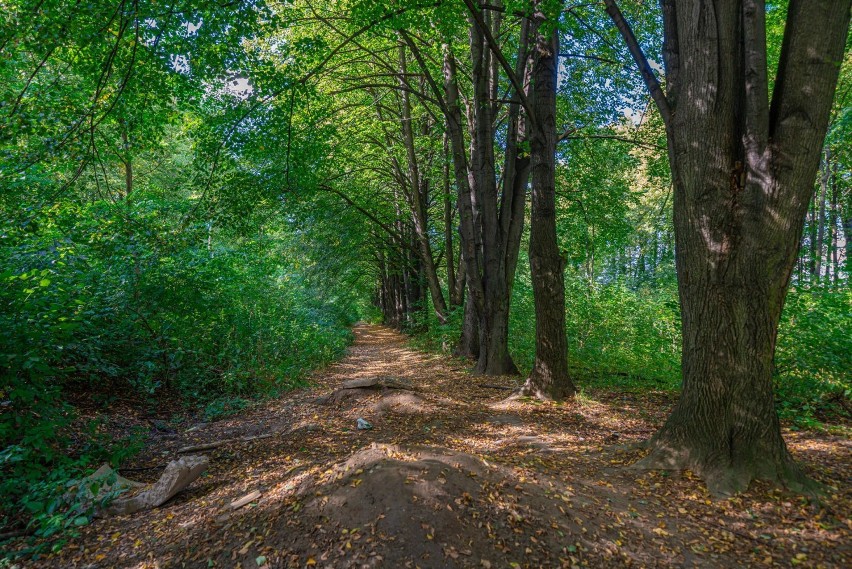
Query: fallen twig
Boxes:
[
  {"xmin": 0, "ymin": 529, "xmax": 32, "ymax": 541},
  {"xmin": 341, "ymin": 377, "xmax": 415, "ymax": 390},
  {"xmin": 177, "ymin": 433, "xmax": 273, "ymax": 454}
]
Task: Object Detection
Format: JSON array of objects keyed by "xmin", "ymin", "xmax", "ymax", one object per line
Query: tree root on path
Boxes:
[
  {"xmin": 177, "ymin": 433, "xmax": 273, "ymax": 454},
  {"xmin": 0, "ymin": 529, "xmax": 32, "ymax": 541}
]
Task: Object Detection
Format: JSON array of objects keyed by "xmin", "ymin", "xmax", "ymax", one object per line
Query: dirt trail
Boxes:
[{"xmin": 29, "ymin": 325, "xmax": 851, "ymax": 568}]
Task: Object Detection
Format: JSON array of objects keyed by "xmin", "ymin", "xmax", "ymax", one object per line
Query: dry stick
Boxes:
[
  {"xmin": 460, "ymin": 0, "xmax": 537, "ymax": 128},
  {"xmin": 0, "ymin": 529, "xmax": 32, "ymax": 541},
  {"xmin": 177, "ymin": 433, "xmax": 273, "ymax": 454},
  {"xmin": 229, "ymin": 490, "xmax": 262, "ymax": 510}
]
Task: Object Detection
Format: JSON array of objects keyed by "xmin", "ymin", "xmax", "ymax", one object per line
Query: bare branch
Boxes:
[
  {"xmin": 560, "ymin": 133, "xmax": 665, "ymax": 150},
  {"xmin": 558, "ymin": 52, "xmax": 619, "ymax": 65},
  {"xmin": 602, "ymin": 0, "xmax": 672, "ymax": 127},
  {"xmin": 317, "ymin": 183, "xmax": 406, "ymax": 246},
  {"xmin": 461, "ymin": 0, "xmax": 537, "ymax": 127}
]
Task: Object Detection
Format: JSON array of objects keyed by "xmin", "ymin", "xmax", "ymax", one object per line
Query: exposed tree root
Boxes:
[
  {"xmin": 177, "ymin": 433, "xmax": 273, "ymax": 454},
  {"xmin": 632, "ymin": 436, "xmax": 822, "ymax": 499},
  {"xmin": 515, "ymin": 377, "xmax": 576, "ymax": 402}
]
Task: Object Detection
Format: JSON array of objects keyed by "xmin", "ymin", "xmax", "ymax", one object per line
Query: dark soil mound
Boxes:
[{"xmin": 210, "ymin": 443, "xmax": 660, "ymax": 569}]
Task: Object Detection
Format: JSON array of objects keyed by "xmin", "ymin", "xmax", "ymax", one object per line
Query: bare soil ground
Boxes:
[{"xmin": 17, "ymin": 324, "xmax": 852, "ymax": 568}]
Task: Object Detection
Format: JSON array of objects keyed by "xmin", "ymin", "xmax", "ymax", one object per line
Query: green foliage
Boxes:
[
  {"xmin": 406, "ymin": 305, "xmax": 466, "ymax": 357},
  {"xmin": 203, "ymin": 397, "xmax": 250, "ymax": 422},
  {"xmin": 2, "ymin": 0, "xmax": 849, "ymax": 549},
  {"xmin": 0, "ymin": 192, "xmax": 356, "ymax": 538},
  {"xmin": 775, "ymin": 286, "xmax": 852, "ymax": 429},
  {"xmin": 507, "ymin": 268, "xmax": 681, "ymax": 388},
  {"xmin": 415, "ymin": 273, "xmax": 850, "ymax": 433},
  {"xmin": 0, "ymin": 0, "xmax": 371, "ymax": 542}
]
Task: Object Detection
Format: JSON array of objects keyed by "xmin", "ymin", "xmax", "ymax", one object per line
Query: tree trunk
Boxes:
[
  {"xmin": 120, "ymin": 120, "xmax": 142, "ymax": 303},
  {"xmin": 520, "ymin": 8, "xmax": 576, "ymax": 400},
  {"xmin": 815, "ymin": 150, "xmax": 829, "ymax": 282},
  {"xmin": 442, "ymin": 34, "xmax": 524, "ymax": 376},
  {"xmin": 467, "ymin": 12, "xmax": 514, "ymax": 375},
  {"xmin": 844, "ymin": 211, "xmax": 852, "ymax": 278},
  {"xmin": 607, "ymin": 0, "xmax": 850, "ymax": 495},
  {"xmin": 396, "ymin": 44, "xmax": 449, "ymax": 324},
  {"xmin": 455, "ymin": 289, "xmax": 480, "ymax": 360},
  {"xmin": 829, "ymin": 160, "xmax": 839, "ymax": 285},
  {"xmin": 476, "ymin": 279, "xmax": 517, "ymax": 375},
  {"xmin": 808, "ymin": 190, "xmax": 818, "ymax": 280},
  {"xmin": 405, "ymin": 232, "xmax": 426, "ymax": 325},
  {"xmin": 120, "ymin": 120, "xmax": 133, "ymax": 198},
  {"xmin": 443, "ymin": 132, "xmax": 460, "ymax": 308}
]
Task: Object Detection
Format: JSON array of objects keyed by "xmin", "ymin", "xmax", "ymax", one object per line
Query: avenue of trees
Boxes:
[{"xmin": 1, "ymin": 0, "xmax": 850, "ymax": 536}]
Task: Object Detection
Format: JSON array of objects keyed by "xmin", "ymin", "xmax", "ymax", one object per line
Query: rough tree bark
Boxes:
[
  {"xmin": 400, "ymin": 29, "xmax": 522, "ymax": 370},
  {"xmin": 519, "ymin": 2, "xmax": 577, "ymax": 400},
  {"xmin": 438, "ymin": 26, "xmax": 528, "ymax": 375},
  {"xmin": 404, "ymin": 6, "xmax": 531, "ymax": 374},
  {"xmin": 396, "ymin": 45, "xmax": 450, "ymax": 324},
  {"xmin": 440, "ymin": 46, "xmax": 488, "ymax": 360},
  {"xmin": 465, "ymin": 9, "xmax": 518, "ymax": 375},
  {"xmin": 606, "ymin": 0, "xmax": 850, "ymax": 495},
  {"xmin": 455, "ymin": 292, "xmax": 480, "ymax": 360},
  {"xmin": 464, "ymin": 0, "xmax": 580, "ymax": 392}
]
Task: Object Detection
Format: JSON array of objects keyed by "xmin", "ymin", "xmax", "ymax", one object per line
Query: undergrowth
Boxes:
[
  {"xmin": 410, "ymin": 276, "xmax": 850, "ymax": 433},
  {"xmin": 0, "ymin": 196, "xmax": 356, "ymax": 546}
]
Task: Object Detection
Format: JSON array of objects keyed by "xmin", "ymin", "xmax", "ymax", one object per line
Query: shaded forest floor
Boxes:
[{"xmin": 18, "ymin": 325, "xmax": 851, "ymax": 568}]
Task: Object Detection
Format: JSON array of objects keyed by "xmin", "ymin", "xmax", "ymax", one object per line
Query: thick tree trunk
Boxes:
[
  {"xmin": 520, "ymin": 10, "xmax": 576, "ymax": 400},
  {"xmin": 640, "ymin": 160, "xmax": 815, "ymax": 494},
  {"xmin": 452, "ymin": 256, "xmax": 466, "ymax": 309},
  {"xmin": 455, "ymin": 288, "xmax": 480, "ymax": 360},
  {"xmin": 467, "ymin": 13, "xmax": 515, "ymax": 375},
  {"xmin": 477, "ymin": 279, "xmax": 517, "ymax": 375},
  {"xmin": 607, "ymin": 0, "xmax": 850, "ymax": 495},
  {"xmin": 405, "ymin": 233, "xmax": 427, "ymax": 326},
  {"xmin": 442, "ymin": 35, "xmax": 523, "ymax": 376}
]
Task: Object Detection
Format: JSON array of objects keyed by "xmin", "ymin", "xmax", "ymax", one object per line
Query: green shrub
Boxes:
[
  {"xmin": 413, "ymin": 271, "xmax": 849, "ymax": 432},
  {"xmin": 508, "ymin": 272, "xmax": 681, "ymax": 388},
  {"xmin": 0, "ymin": 194, "xmax": 356, "ymax": 538},
  {"xmin": 775, "ymin": 286, "xmax": 851, "ymax": 428}
]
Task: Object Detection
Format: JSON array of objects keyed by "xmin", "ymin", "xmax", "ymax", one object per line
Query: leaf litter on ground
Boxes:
[{"xmin": 8, "ymin": 324, "xmax": 850, "ymax": 568}]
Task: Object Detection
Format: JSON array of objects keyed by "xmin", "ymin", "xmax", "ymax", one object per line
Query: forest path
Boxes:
[{"xmin": 41, "ymin": 324, "xmax": 850, "ymax": 568}]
